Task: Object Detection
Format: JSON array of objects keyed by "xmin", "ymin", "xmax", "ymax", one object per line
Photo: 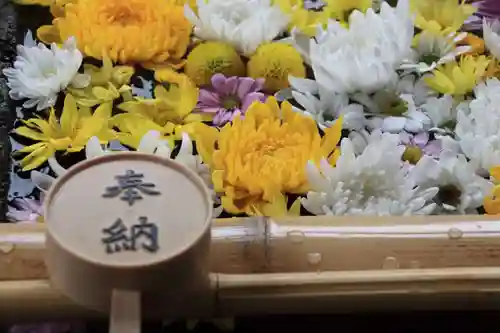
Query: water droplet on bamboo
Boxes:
[
  {"xmin": 307, "ymin": 252, "xmax": 322, "ymax": 266},
  {"xmin": 448, "ymin": 227, "xmax": 463, "ymax": 240},
  {"xmin": 0, "ymin": 242, "xmax": 14, "ymax": 254},
  {"xmin": 287, "ymin": 230, "xmax": 305, "ymax": 244},
  {"xmin": 382, "ymin": 256, "xmax": 399, "ymax": 269}
]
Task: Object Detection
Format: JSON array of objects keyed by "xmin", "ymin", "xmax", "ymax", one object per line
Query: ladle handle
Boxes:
[{"xmin": 109, "ymin": 289, "xmax": 141, "ymax": 333}]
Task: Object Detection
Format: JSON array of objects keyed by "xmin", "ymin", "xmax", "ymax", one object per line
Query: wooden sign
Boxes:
[{"xmin": 43, "ymin": 153, "xmax": 213, "ymax": 332}]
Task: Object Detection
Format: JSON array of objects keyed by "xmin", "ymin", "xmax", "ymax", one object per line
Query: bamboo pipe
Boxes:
[
  {"xmin": 0, "ymin": 215, "xmax": 500, "ymax": 320},
  {"xmin": 3, "ymin": 215, "xmax": 500, "ymax": 281},
  {"xmin": 4, "ymin": 267, "xmax": 500, "ymax": 322}
]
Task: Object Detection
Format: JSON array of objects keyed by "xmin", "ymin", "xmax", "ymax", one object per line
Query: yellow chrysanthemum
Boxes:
[
  {"xmin": 155, "ymin": 67, "xmax": 196, "ymax": 87},
  {"xmin": 425, "ymin": 55, "xmax": 490, "ymax": 96},
  {"xmin": 192, "ymin": 96, "xmax": 343, "ymax": 216},
  {"xmin": 411, "ymin": 0, "xmax": 476, "ymax": 35},
  {"xmin": 35, "ymin": 0, "xmax": 77, "ymax": 44},
  {"xmin": 247, "ymin": 43, "xmax": 306, "ymax": 93},
  {"xmin": 185, "ymin": 42, "xmax": 245, "ymax": 86},
  {"xmin": 15, "ymin": 95, "xmax": 114, "ymax": 170},
  {"xmin": 485, "ymin": 59, "xmax": 500, "ymax": 79},
  {"xmin": 116, "ymin": 77, "xmax": 208, "ymax": 139},
  {"xmin": 111, "ymin": 114, "xmax": 175, "ymax": 150},
  {"xmin": 484, "ymin": 166, "xmax": 500, "ymax": 215},
  {"xmin": 326, "ymin": 0, "xmax": 372, "ymax": 22},
  {"xmin": 68, "ymin": 54, "xmax": 134, "ymax": 107},
  {"xmin": 275, "ymin": 0, "xmax": 331, "ymax": 37},
  {"xmin": 38, "ymin": 0, "xmax": 192, "ymax": 66}
]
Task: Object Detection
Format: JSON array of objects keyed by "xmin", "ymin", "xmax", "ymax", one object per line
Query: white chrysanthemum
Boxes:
[
  {"xmin": 483, "ymin": 20, "xmax": 500, "ymax": 60},
  {"xmin": 291, "ymin": 0, "xmax": 413, "ymax": 94},
  {"xmin": 454, "ymin": 78, "xmax": 500, "ymax": 172},
  {"xmin": 302, "ymin": 131, "xmax": 438, "ymax": 216},
  {"xmin": 410, "ymin": 149, "xmax": 493, "ymax": 213},
  {"xmin": 2, "ymin": 31, "xmax": 89, "ymax": 111},
  {"xmin": 401, "ymin": 30, "xmax": 471, "ymax": 73},
  {"xmin": 365, "ymin": 94, "xmax": 431, "ymax": 133},
  {"xmin": 184, "ymin": 0, "xmax": 289, "ymax": 56},
  {"xmin": 420, "ymin": 94, "xmax": 458, "ymax": 130},
  {"xmin": 288, "ymin": 77, "xmax": 365, "ymax": 130},
  {"xmin": 352, "ymin": 75, "xmax": 433, "ymax": 134}
]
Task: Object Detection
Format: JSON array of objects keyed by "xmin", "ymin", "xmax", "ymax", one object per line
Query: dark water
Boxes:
[{"xmin": 4, "ymin": 312, "xmax": 500, "ymax": 333}]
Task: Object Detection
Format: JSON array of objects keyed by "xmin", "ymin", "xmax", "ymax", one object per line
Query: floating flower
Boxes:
[
  {"xmin": 420, "ymin": 94, "xmax": 458, "ymax": 129},
  {"xmin": 483, "ymin": 19, "xmax": 500, "ymax": 60},
  {"xmin": 193, "ymin": 96, "xmax": 343, "ymax": 216},
  {"xmin": 184, "ymin": 0, "xmax": 289, "ymax": 56},
  {"xmin": 350, "ymin": 74, "xmax": 434, "ymax": 134},
  {"xmin": 7, "ymin": 198, "xmax": 43, "ymax": 223},
  {"xmin": 184, "ymin": 42, "xmax": 245, "ymax": 86},
  {"xmin": 40, "ymin": 0, "xmax": 192, "ymax": 65},
  {"xmin": 2, "ymin": 32, "xmax": 89, "ymax": 111},
  {"xmin": 411, "ymin": 0, "xmax": 476, "ymax": 34},
  {"xmin": 155, "ymin": 68, "xmax": 194, "ymax": 88},
  {"xmin": 402, "ymin": 30, "xmax": 472, "ymax": 73},
  {"xmin": 367, "ymin": 94, "xmax": 431, "ymax": 134},
  {"xmin": 15, "ymin": 94, "xmax": 114, "ymax": 170},
  {"xmin": 288, "ymin": 78, "xmax": 365, "ymax": 130},
  {"xmin": 459, "ymin": 33, "xmax": 485, "ymax": 55},
  {"xmin": 327, "ymin": 0, "xmax": 373, "ymax": 22},
  {"xmin": 424, "ymin": 55, "xmax": 490, "ymax": 95},
  {"xmin": 247, "ymin": 43, "xmax": 306, "ymax": 93},
  {"xmin": 117, "ymin": 77, "xmax": 206, "ymax": 140},
  {"xmin": 275, "ymin": 0, "xmax": 331, "ymax": 36},
  {"xmin": 484, "ymin": 165, "xmax": 500, "ymax": 214},
  {"xmin": 302, "ymin": 131, "xmax": 439, "ymax": 216},
  {"xmin": 68, "ymin": 54, "xmax": 134, "ymax": 107},
  {"xmin": 464, "ymin": 0, "xmax": 500, "ymax": 31},
  {"xmin": 111, "ymin": 114, "xmax": 175, "ymax": 150},
  {"xmin": 197, "ymin": 74, "xmax": 266, "ymax": 126},
  {"xmin": 400, "ymin": 132, "xmax": 442, "ymax": 164},
  {"xmin": 411, "ymin": 147, "xmax": 492, "ymax": 213},
  {"xmin": 292, "ymin": 0, "xmax": 413, "ymax": 95},
  {"xmin": 454, "ymin": 78, "xmax": 500, "ymax": 172}
]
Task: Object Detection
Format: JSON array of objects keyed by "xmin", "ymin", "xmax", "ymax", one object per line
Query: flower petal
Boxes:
[{"xmin": 60, "ymin": 94, "xmax": 79, "ymax": 136}]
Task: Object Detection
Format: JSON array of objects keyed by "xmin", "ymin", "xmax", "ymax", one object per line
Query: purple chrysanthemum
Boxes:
[
  {"xmin": 197, "ymin": 74, "xmax": 266, "ymax": 126},
  {"xmin": 465, "ymin": 0, "xmax": 500, "ymax": 31},
  {"xmin": 400, "ymin": 131, "xmax": 442, "ymax": 164},
  {"xmin": 7, "ymin": 197, "xmax": 43, "ymax": 223}
]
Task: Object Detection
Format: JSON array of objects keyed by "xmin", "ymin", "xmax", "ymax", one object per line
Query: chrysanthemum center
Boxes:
[
  {"xmin": 384, "ymin": 96, "xmax": 408, "ymax": 116},
  {"xmin": 103, "ymin": 5, "xmax": 143, "ymax": 25},
  {"xmin": 402, "ymin": 145, "xmax": 423, "ymax": 164},
  {"xmin": 436, "ymin": 184, "xmax": 462, "ymax": 208},
  {"xmin": 207, "ymin": 58, "xmax": 231, "ymax": 72},
  {"xmin": 222, "ymin": 95, "xmax": 240, "ymax": 110},
  {"xmin": 41, "ymin": 66, "xmax": 58, "ymax": 78},
  {"xmin": 255, "ymin": 138, "xmax": 286, "ymax": 156},
  {"xmin": 420, "ymin": 53, "xmax": 441, "ymax": 66}
]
